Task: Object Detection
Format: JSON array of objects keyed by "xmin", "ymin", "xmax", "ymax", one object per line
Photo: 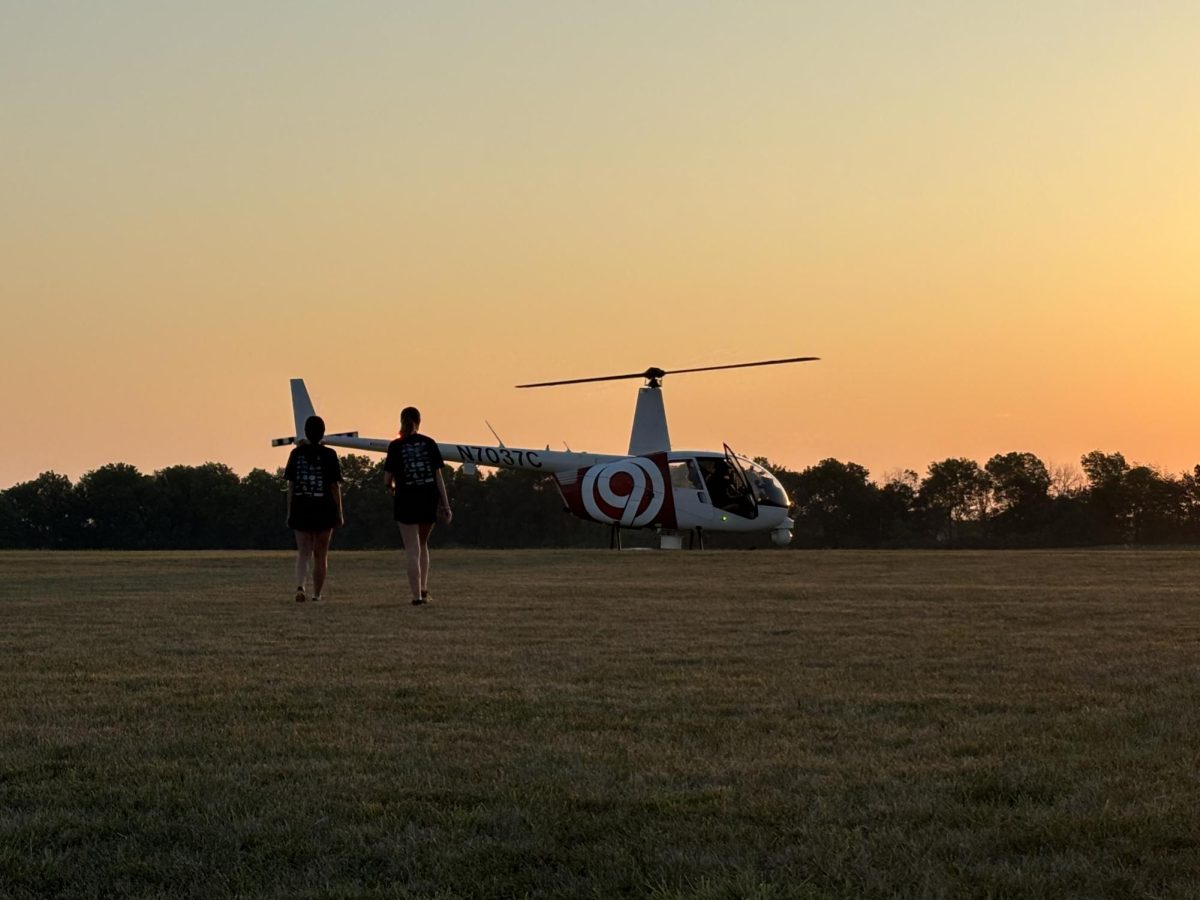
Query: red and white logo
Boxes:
[{"xmin": 557, "ymin": 453, "xmax": 677, "ymax": 529}]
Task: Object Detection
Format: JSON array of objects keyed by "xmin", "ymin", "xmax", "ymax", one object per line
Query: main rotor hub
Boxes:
[{"xmin": 642, "ymin": 367, "xmax": 667, "ymax": 388}]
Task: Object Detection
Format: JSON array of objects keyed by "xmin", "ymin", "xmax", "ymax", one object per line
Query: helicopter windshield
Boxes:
[{"xmin": 737, "ymin": 457, "xmax": 790, "ymax": 508}]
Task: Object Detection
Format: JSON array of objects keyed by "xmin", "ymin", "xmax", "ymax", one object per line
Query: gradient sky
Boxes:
[{"xmin": 3, "ymin": 2, "xmax": 1198, "ymax": 488}]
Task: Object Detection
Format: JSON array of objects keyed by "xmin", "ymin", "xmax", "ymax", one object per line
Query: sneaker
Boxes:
[
  {"xmin": 411, "ymin": 595, "xmax": 426, "ymax": 606},
  {"xmin": 294, "ymin": 588, "xmax": 306, "ymax": 603},
  {"xmin": 311, "ymin": 594, "xmax": 321, "ymax": 602}
]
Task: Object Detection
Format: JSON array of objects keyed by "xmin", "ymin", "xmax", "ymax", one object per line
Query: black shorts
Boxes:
[
  {"xmin": 289, "ymin": 497, "xmax": 338, "ymax": 532},
  {"xmin": 394, "ymin": 485, "xmax": 438, "ymax": 525}
]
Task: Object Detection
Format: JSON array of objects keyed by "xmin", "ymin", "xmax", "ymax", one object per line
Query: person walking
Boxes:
[
  {"xmin": 285, "ymin": 415, "xmax": 344, "ymax": 602},
  {"xmin": 383, "ymin": 406, "xmax": 452, "ymax": 605}
]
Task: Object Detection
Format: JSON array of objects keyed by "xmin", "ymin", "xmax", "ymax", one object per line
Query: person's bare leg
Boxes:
[
  {"xmin": 418, "ymin": 523, "xmax": 435, "ymax": 595},
  {"xmin": 311, "ymin": 529, "xmax": 333, "ymax": 599},
  {"xmin": 294, "ymin": 531, "xmax": 314, "ymax": 600},
  {"xmin": 398, "ymin": 523, "xmax": 423, "ymax": 602}
]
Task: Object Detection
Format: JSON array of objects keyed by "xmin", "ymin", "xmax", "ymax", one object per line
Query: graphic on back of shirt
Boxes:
[
  {"xmin": 293, "ymin": 452, "xmax": 326, "ymax": 498},
  {"xmin": 399, "ymin": 439, "xmax": 437, "ymax": 487}
]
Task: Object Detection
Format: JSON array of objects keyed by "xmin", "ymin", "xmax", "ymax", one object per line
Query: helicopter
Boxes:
[{"xmin": 271, "ymin": 357, "xmax": 818, "ymax": 549}]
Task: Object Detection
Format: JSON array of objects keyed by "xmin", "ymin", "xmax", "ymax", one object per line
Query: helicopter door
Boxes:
[
  {"xmin": 668, "ymin": 459, "xmax": 714, "ymax": 524},
  {"xmin": 723, "ymin": 444, "xmax": 759, "ymax": 520}
]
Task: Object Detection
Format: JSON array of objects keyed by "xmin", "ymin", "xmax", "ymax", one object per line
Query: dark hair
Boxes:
[
  {"xmin": 304, "ymin": 415, "xmax": 325, "ymax": 444},
  {"xmin": 400, "ymin": 406, "xmax": 421, "ymax": 436}
]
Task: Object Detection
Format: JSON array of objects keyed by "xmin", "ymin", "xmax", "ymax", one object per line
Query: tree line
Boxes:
[
  {"xmin": 1, "ymin": 450, "xmax": 1198, "ymax": 550},
  {"xmin": 774, "ymin": 451, "xmax": 1200, "ymax": 548}
]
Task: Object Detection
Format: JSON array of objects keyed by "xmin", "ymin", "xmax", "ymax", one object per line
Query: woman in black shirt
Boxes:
[
  {"xmin": 383, "ymin": 406, "xmax": 451, "ymax": 605},
  {"xmin": 285, "ymin": 415, "xmax": 344, "ymax": 602}
]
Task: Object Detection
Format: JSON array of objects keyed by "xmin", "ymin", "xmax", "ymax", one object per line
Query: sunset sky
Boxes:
[{"xmin": 3, "ymin": 2, "xmax": 1198, "ymax": 488}]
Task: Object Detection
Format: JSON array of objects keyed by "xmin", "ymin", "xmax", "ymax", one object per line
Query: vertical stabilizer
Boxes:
[
  {"xmin": 628, "ymin": 386, "xmax": 671, "ymax": 455},
  {"xmin": 290, "ymin": 379, "xmax": 317, "ymax": 438}
]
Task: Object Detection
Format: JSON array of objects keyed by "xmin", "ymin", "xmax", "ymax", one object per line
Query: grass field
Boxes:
[{"xmin": 1, "ymin": 549, "xmax": 1198, "ymax": 899}]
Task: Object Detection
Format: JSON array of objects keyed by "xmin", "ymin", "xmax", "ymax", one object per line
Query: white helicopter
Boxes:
[{"xmin": 271, "ymin": 357, "xmax": 818, "ymax": 549}]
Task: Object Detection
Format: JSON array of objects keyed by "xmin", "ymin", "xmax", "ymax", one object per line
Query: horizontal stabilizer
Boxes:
[{"xmin": 271, "ymin": 430, "xmax": 359, "ymax": 448}]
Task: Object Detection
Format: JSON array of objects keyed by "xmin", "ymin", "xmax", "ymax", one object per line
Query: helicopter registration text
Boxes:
[{"xmin": 455, "ymin": 445, "xmax": 543, "ymax": 469}]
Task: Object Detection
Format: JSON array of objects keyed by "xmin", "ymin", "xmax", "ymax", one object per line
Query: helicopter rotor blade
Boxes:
[
  {"xmin": 515, "ymin": 356, "xmax": 818, "ymax": 389},
  {"xmin": 661, "ymin": 356, "xmax": 820, "ymax": 377},
  {"xmin": 515, "ymin": 369, "xmax": 662, "ymax": 388}
]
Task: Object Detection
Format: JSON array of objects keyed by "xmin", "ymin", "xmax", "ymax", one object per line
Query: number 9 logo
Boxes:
[{"xmin": 581, "ymin": 458, "xmax": 666, "ymax": 527}]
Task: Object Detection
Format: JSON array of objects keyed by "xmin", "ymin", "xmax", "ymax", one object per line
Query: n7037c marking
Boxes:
[{"xmin": 456, "ymin": 445, "xmax": 543, "ymax": 468}]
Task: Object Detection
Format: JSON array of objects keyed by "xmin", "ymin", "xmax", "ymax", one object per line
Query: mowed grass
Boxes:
[{"xmin": 1, "ymin": 550, "xmax": 1198, "ymax": 899}]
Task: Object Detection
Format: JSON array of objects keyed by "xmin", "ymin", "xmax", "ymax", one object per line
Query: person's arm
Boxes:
[
  {"xmin": 331, "ymin": 482, "xmax": 345, "ymax": 528},
  {"xmin": 284, "ymin": 449, "xmax": 297, "ymax": 526},
  {"xmin": 383, "ymin": 445, "xmax": 397, "ymax": 493},
  {"xmin": 325, "ymin": 451, "xmax": 346, "ymax": 528},
  {"xmin": 435, "ymin": 469, "xmax": 452, "ymax": 524}
]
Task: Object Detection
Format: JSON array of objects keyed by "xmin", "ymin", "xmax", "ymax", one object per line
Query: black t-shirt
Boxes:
[
  {"xmin": 384, "ymin": 434, "xmax": 445, "ymax": 491},
  {"xmin": 284, "ymin": 444, "xmax": 343, "ymax": 499}
]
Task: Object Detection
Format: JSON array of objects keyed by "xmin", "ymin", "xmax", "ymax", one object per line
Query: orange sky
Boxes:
[{"xmin": 3, "ymin": 3, "xmax": 1198, "ymax": 488}]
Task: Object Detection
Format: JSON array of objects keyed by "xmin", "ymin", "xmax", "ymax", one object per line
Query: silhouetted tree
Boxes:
[
  {"xmin": 789, "ymin": 458, "xmax": 880, "ymax": 548},
  {"xmin": 236, "ymin": 467, "xmax": 291, "ymax": 550},
  {"xmin": 0, "ymin": 492, "xmax": 20, "ymax": 547},
  {"xmin": 337, "ymin": 454, "xmax": 392, "ymax": 548},
  {"xmin": 151, "ymin": 463, "xmax": 242, "ymax": 549},
  {"xmin": 4, "ymin": 472, "xmax": 82, "ymax": 548},
  {"xmin": 1048, "ymin": 461, "xmax": 1085, "ymax": 498},
  {"xmin": 921, "ymin": 458, "xmax": 992, "ymax": 545},
  {"xmin": 442, "ymin": 468, "xmax": 596, "ymax": 547},
  {"xmin": 77, "ymin": 463, "xmax": 158, "ymax": 549},
  {"xmin": 985, "ymin": 452, "xmax": 1051, "ymax": 539},
  {"xmin": 1123, "ymin": 465, "xmax": 1184, "ymax": 544},
  {"xmin": 1081, "ymin": 450, "xmax": 1130, "ymax": 542},
  {"xmin": 878, "ymin": 469, "xmax": 925, "ymax": 546},
  {"xmin": 1177, "ymin": 465, "xmax": 1200, "ymax": 543}
]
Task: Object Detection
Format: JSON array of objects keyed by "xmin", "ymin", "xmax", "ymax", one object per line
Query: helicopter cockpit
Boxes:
[
  {"xmin": 683, "ymin": 450, "xmax": 791, "ymax": 520},
  {"xmin": 695, "ymin": 456, "xmax": 755, "ymax": 518}
]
